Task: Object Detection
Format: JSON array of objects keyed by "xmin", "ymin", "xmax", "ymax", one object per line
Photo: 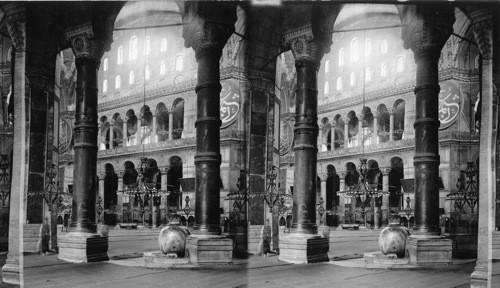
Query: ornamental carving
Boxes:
[
  {"xmin": 285, "ymin": 32, "xmax": 326, "ymax": 66},
  {"xmin": 401, "ymin": 6, "xmax": 455, "ymax": 58},
  {"xmin": 220, "ymin": 78, "xmax": 241, "ymax": 129},
  {"xmin": 65, "ymin": 24, "xmax": 106, "ymax": 62},
  {"xmin": 4, "ymin": 4, "xmax": 26, "ymax": 53},
  {"xmin": 182, "ymin": 2, "xmax": 236, "ymax": 58}
]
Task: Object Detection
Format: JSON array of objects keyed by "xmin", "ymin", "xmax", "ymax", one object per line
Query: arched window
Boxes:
[
  {"xmin": 350, "ymin": 38, "xmax": 358, "ymax": 63},
  {"xmin": 396, "ymin": 56, "xmax": 404, "ymax": 72},
  {"xmin": 145, "ymin": 36, "xmax": 151, "ymax": 55},
  {"xmin": 117, "ymin": 46, "xmax": 123, "ymax": 65},
  {"xmin": 175, "ymin": 55, "xmax": 183, "ymax": 71},
  {"xmin": 129, "ymin": 35, "xmax": 138, "ymax": 61},
  {"xmin": 129, "ymin": 71, "xmax": 135, "ymax": 85},
  {"xmin": 103, "ymin": 58, "xmax": 108, "ymax": 71},
  {"xmin": 381, "ymin": 63, "xmax": 387, "ymax": 76},
  {"xmin": 115, "ymin": 75, "xmax": 121, "ymax": 89},
  {"xmin": 338, "ymin": 48, "xmax": 344, "ymax": 67},
  {"xmin": 324, "ymin": 81, "xmax": 329, "ymax": 95},
  {"xmin": 325, "ymin": 60, "xmax": 330, "ymax": 73},
  {"xmin": 160, "ymin": 38, "xmax": 167, "ymax": 52},
  {"xmin": 336, "ymin": 77, "xmax": 342, "ymax": 90},
  {"xmin": 350, "ymin": 72, "xmax": 356, "ymax": 86},
  {"xmin": 365, "ymin": 38, "xmax": 371, "ymax": 57},
  {"xmin": 160, "ymin": 60, "xmax": 167, "ymax": 75},
  {"xmin": 145, "ymin": 66, "xmax": 150, "ymax": 80},
  {"xmin": 381, "ymin": 39, "xmax": 388, "ymax": 54},
  {"xmin": 365, "ymin": 67, "xmax": 372, "ymax": 82},
  {"xmin": 103, "ymin": 79, "xmax": 108, "ymax": 93}
]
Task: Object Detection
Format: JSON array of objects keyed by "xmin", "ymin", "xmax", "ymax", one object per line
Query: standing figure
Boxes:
[{"xmin": 40, "ymin": 218, "xmax": 51, "ymax": 256}]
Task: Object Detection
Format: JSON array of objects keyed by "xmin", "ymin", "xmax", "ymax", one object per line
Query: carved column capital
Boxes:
[
  {"xmin": 283, "ymin": 4, "xmax": 341, "ymax": 69},
  {"xmin": 382, "ymin": 168, "xmax": 391, "ymax": 176},
  {"xmin": 167, "ymin": 106, "xmax": 175, "ymax": 114},
  {"xmin": 468, "ymin": 8, "xmax": 493, "ymax": 60},
  {"xmin": 4, "ymin": 3, "xmax": 26, "ymax": 53},
  {"xmin": 123, "ymin": 116, "xmax": 129, "ymax": 122},
  {"xmin": 99, "ymin": 173, "xmax": 106, "ymax": 180},
  {"xmin": 138, "ymin": 113, "xmax": 144, "ymax": 120},
  {"xmin": 388, "ymin": 107, "xmax": 395, "ymax": 115},
  {"xmin": 340, "ymin": 172, "xmax": 347, "ymax": 179},
  {"xmin": 319, "ymin": 174, "xmax": 328, "ymax": 182},
  {"xmin": 181, "ymin": 2, "xmax": 236, "ymax": 60},
  {"xmin": 65, "ymin": 23, "xmax": 109, "ymax": 67},
  {"xmin": 118, "ymin": 171, "xmax": 125, "ymax": 179},
  {"xmin": 401, "ymin": 5, "xmax": 455, "ymax": 60},
  {"xmin": 110, "ymin": 119, "xmax": 115, "ymax": 125}
]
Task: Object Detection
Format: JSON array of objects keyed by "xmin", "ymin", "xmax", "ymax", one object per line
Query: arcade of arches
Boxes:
[{"xmin": 0, "ymin": 1, "xmax": 498, "ymax": 287}]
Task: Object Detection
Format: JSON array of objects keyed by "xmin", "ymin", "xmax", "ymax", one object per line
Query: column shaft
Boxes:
[
  {"xmin": 152, "ymin": 114, "xmax": 157, "ymax": 143},
  {"xmin": 136, "ymin": 116, "xmax": 142, "ymax": 145},
  {"xmin": 413, "ymin": 52, "xmax": 441, "ymax": 236},
  {"xmin": 331, "ymin": 126, "xmax": 335, "ymax": 151},
  {"xmin": 344, "ymin": 122, "xmax": 349, "ymax": 148},
  {"xmin": 168, "ymin": 111, "xmax": 174, "ymax": 141},
  {"xmin": 292, "ymin": 61, "xmax": 319, "ymax": 234},
  {"xmin": 193, "ymin": 52, "xmax": 222, "ymax": 235},
  {"xmin": 71, "ymin": 58, "xmax": 99, "ymax": 233},
  {"xmin": 389, "ymin": 111, "xmax": 394, "ymax": 142},
  {"xmin": 373, "ymin": 116, "xmax": 378, "ymax": 144},
  {"xmin": 109, "ymin": 121, "xmax": 114, "ymax": 149}
]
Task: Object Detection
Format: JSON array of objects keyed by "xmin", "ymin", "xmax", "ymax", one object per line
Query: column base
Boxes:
[
  {"xmin": 247, "ymin": 225, "xmax": 262, "ymax": 254},
  {"xmin": 58, "ymin": 232, "xmax": 108, "ymax": 263},
  {"xmin": 470, "ymin": 262, "xmax": 489, "ymax": 288},
  {"xmin": 185, "ymin": 235, "xmax": 233, "ymax": 264},
  {"xmin": 405, "ymin": 235, "xmax": 452, "ymax": 266},
  {"xmin": 279, "ymin": 233, "xmax": 329, "ymax": 264},
  {"xmin": 2, "ymin": 257, "xmax": 20, "ymax": 285}
]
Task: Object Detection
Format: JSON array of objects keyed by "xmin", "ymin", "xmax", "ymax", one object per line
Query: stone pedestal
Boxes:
[
  {"xmin": 279, "ymin": 233, "xmax": 329, "ymax": 264},
  {"xmin": 185, "ymin": 235, "xmax": 233, "ymax": 264},
  {"xmin": 58, "ymin": 232, "xmax": 108, "ymax": 263},
  {"xmin": 247, "ymin": 225, "xmax": 262, "ymax": 254},
  {"xmin": 2, "ymin": 256, "xmax": 20, "ymax": 285},
  {"xmin": 405, "ymin": 236, "xmax": 452, "ymax": 266},
  {"xmin": 23, "ymin": 223, "xmax": 42, "ymax": 253}
]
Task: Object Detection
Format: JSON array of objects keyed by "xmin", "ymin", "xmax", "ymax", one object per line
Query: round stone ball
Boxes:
[
  {"xmin": 378, "ymin": 226, "xmax": 410, "ymax": 258},
  {"xmin": 158, "ymin": 225, "xmax": 190, "ymax": 257}
]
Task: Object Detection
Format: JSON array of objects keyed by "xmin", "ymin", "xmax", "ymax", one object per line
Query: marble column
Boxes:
[
  {"xmin": 2, "ymin": 5, "xmax": 26, "ymax": 283},
  {"xmin": 152, "ymin": 110, "xmax": 157, "ymax": 144},
  {"xmin": 401, "ymin": 5, "xmax": 454, "ymax": 265},
  {"xmin": 116, "ymin": 172, "xmax": 124, "ymax": 224},
  {"xmin": 136, "ymin": 113, "xmax": 143, "ymax": 145},
  {"xmin": 319, "ymin": 174, "xmax": 327, "ymax": 226},
  {"xmin": 122, "ymin": 116, "xmax": 128, "ymax": 147},
  {"xmin": 98, "ymin": 173, "xmax": 105, "ymax": 225},
  {"xmin": 469, "ymin": 8, "xmax": 497, "ymax": 288},
  {"xmin": 168, "ymin": 107, "xmax": 174, "ymax": 141},
  {"xmin": 344, "ymin": 120, "xmax": 349, "ymax": 148},
  {"xmin": 279, "ymin": 4, "xmax": 339, "ymax": 264},
  {"xmin": 388, "ymin": 107, "xmax": 394, "ymax": 142},
  {"xmin": 330, "ymin": 122, "xmax": 336, "ymax": 151},
  {"xmin": 181, "ymin": 1, "xmax": 236, "ymax": 264},
  {"xmin": 338, "ymin": 172, "xmax": 346, "ymax": 225},
  {"xmin": 162, "ymin": 166, "xmax": 170, "ymax": 224},
  {"xmin": 381, "ymin": 168, "xmax": 390, "ymax": 226},
  {"xmin": 372, "ymin": 113, "xmax": 378, "ymax": 145},
  {"xmin": 109, "ymin": 120, "xmax": 114, "ymax": 149},
  {"xmin": 58, "ymin": 24, "xmax": 109, "ymax": 263}
]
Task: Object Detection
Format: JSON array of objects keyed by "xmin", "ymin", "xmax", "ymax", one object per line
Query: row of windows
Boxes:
[
  {"xmin": 102, "ymin": 36, "xmax": 170, "ymax": 71},
  {"xmin": 324, "ymin": 38, "xmax": 389, "ymax": 71},
  {"xmin": 102, "ymin": 56, "xmax": 185, "ymax": 92},
  {"xmin": 323, "ymin": 57, "xmax": 405, "ymax": 94}
]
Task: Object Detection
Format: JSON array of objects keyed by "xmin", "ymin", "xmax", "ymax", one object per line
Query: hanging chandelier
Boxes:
[
  {"xmin": 447, "ymin": 161, "xmax": 478, "ymax": 213},
  {"xmin": 337, "ymin": 158, "xmax": 390, "ymax": 202}
]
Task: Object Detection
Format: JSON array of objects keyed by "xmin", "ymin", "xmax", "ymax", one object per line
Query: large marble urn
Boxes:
[{"xmin": 158, "ymin": 225, "xmax": 190, "ymax": 257}]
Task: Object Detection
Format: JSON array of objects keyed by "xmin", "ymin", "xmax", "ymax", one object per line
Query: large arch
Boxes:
[{"xmin": 389, "ymin": 157, "xmax": 404, "ymax": 210}]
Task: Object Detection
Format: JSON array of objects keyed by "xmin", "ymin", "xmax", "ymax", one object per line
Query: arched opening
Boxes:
[
  {"xmin": 361, "ymin": 107, "xmax": 374, "ymax": 146},
  {"xmin": 126, "ymin": 109, "xmax": 138, "ymax": 146},
  {"xmin": 347, "ymin": 111, "xmax": 359, "ymax": 147},
  {"xmin": 377, "ymin": 104, "xmax": 390, "ymax": 143},
  {"xmin": 172, "ymin": 98, "xmax": 185, "ymax": 139},
  {"xmin": 156, "ymin": 102, "xmax": 169, "ymax": 142},
  {"xmin": 123, "ymin": 161, "xmax": 138, "ymax": 223},
  {"xmin": 140, "ymin": 105, "xmax": 153, "ymax": 144},
  {"xmin": 326, "ymin": 165, "xmax": 340, "ymax": 227},
  {"xmin": 393, "ymin": 99, "xmax": 405, "ymax": 141},
  {"xmin": 104, "ymin": 163, "xmax": 118, "ymax": 226},
  {"xmin": 334, "ymin": 115, "xmax": 344, "ymax": 149},
  {"xmin": 168, "ymin": 156, "xmax": 183, "ymax": 210},
  {"xmin": 389, "ymin": 157, "xmax": 404, "ymax": 210}
]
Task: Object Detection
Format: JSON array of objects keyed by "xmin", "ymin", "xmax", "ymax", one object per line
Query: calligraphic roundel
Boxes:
[
  {"xmin": 59, "ymin": 117, "xmax": 73, "ymax": 154},
  {"xmin": 438, "ymin": 81, "xmax": 461, "ymax": 130},
  {"xmin": 220, "ymin": 79, "xmax": 241, "ymax": 129}
]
